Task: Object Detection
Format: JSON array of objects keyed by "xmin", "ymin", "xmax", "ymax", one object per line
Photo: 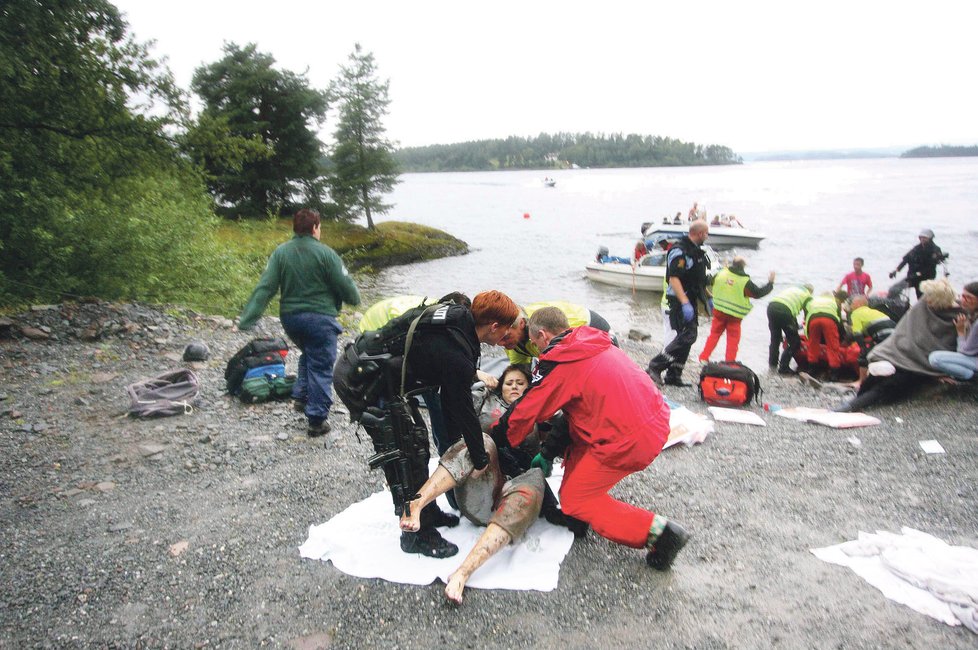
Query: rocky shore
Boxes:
[{"xmin": 1, "ymin": 301, "xmax": 975, "ymax": 648}]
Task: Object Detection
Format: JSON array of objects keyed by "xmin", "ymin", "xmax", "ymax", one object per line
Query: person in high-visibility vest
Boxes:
[
  {"xmin": 767, "ymin": 284, "xmax": 814, "ymax": 374},
  {"xmin": 804, "ymin": 292, "xmax": 845, "ymax": 380},
  {"xmin": 698, "ymin": 257, "xmax": 775, "ymax": 363},
  {"xmin": 502, "ymin": 300, "xmax": 614, "ymax": 365}
]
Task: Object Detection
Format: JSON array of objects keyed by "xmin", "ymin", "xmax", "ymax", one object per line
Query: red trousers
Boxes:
[
  {"xmin": 559, "ymin": 446, "xmax": 655, "ymax": 549},
  {"xmin": 807, "ymin": 317, "xmax": 841, "ymax": 368},
  {"xmin": 699, "ymin": 311, "xmax": 743, "ymax": 362}
]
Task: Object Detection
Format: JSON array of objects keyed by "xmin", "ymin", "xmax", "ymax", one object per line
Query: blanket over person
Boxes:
[{"xmin": 867, "ymin": 300, "xmax": 957, "ymax": 376}]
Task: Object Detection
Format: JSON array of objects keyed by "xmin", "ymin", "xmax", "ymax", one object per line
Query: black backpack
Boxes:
[{"xmin": 225, "ymin": 337, "xmax": 290, "ymax": 396}]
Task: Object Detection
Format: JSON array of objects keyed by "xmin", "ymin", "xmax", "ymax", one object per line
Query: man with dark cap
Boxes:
[{"xmin": 889, "ymin": 229, "xmax": 947, "ymax": 298}]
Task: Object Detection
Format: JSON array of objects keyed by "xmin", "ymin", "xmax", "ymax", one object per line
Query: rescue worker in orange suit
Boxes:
[
  {"xmin": 493, "ymin": 307, "xmax": 690, "ymax": 573},
  {"xmin": 698, "ymin": 257, "xmax": 775, "ymax": 362},
  {"xmin": 804, "ymin": 292, "xmax": 845, "ymax": 380}
]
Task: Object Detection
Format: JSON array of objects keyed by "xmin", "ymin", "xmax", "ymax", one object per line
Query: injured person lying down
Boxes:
[{"xmin": 399, "ymin": 433, "xmax": 545, "ymax": 604}]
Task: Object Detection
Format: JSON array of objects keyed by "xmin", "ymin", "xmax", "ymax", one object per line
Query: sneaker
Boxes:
[
  {"xmin": 646, "ymin": 520, "xmax": 691, "ymax": 571},
  {"xmin": 307, "ymin": 420, "xmax": 331, "ymax": 437},
  {"xmin": 400, "ymin": 528, "xmax": 459, "ymax": 558}
]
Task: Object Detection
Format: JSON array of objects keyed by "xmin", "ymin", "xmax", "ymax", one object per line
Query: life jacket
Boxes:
[
  {"xmin": 805, "ymin": 296, "xmax": 841, "ymax": 335},
  {"xmin": 711, "ymin": 268, "xmax": 752, "ymax": 318},
  {"xmin": 771, "ymin": 286, "xmax": 811, "ymax": 317}
]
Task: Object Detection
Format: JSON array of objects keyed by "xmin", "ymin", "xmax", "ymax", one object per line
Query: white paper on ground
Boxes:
[
  {"xmin": 774, "ymin": 407, "xmax": 881, "ymax": 428},
  {"xmin": 299, "ymin": 467, "xmax": 574, "ymax": 592},
  {"xmin": 707, "ymin": 406, "xmax": 766, "ymax": 426},
  {"xmin": 919, "ymin": 440, "xmax": 946, "ymax": 454},
  {"xmin": 811, "ymin": 527, "xmax": 978, "ymax": 631},
  {"xmin": 663, "ymin": 404, "xmax": 714, "ymax": 449}
]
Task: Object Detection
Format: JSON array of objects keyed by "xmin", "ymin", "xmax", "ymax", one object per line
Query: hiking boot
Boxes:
[
  {"xmin": 663, "ymin": 376, "xmax": 692, "ymax": 388},
  {"xmin": 646, "ymin": 520, "xmax": 691, "ymax": 571},
  {"xmin": 646, "ymin": 368, "xmax": 664, "ymax": 386},
  {"xmin": 400, "ymin": 528, "xmax": 459, "ymax": 558},
  {"xmin": 426, "ymin": 507, "xmax": 460, "ymax": 529},
  {"xmin": 307, "ymin": 420, "xmax": 331, "ymax": 437},
  {"xmin": 293, "ymin": 399, "xmax": 307, "ymax": 413}
]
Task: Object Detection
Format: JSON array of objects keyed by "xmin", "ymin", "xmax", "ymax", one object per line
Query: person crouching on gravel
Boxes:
[{"xmin": 493, "ymin": 307, "xmax": 690, "ymax": 573}]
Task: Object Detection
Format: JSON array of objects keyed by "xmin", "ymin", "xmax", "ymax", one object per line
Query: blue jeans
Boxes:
[
  {"xmin": 928, "ymin": 350, "xmax": 977, "ymax": 381},
  {"xmin": 280, "ymin": 312, "xmax": 342, "ymax": 422}
]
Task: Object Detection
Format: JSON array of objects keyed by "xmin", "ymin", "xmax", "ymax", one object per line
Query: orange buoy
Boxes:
[{"xmin": 523, "ymin": 212, "xmax": 530, "ymax": 219}]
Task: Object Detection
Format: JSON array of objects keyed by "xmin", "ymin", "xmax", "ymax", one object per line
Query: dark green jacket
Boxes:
[{"xmin": 238, "ymin": 234, "xmax": 360, "ymax": 329}]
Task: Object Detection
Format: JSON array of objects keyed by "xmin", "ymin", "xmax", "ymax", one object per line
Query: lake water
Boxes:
[{"xmin": 365, "ymin": 158, "xmax": 978, "ymax": 371}]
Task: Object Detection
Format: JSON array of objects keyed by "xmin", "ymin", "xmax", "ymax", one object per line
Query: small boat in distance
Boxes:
[
  {"xmin": 543, "ymin": 177, "xmax": 556, "ymax": 187},
  {"xmin": 641, "ymin": 221, "xmax": 765, "ymax": 249}
]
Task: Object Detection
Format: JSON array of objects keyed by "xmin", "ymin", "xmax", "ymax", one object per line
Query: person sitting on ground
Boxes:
[
  {"xmin": 699, "ymin": 257, "xmax": 775, "ymax": 363},
  {"xmin": 928, "ymin": 281, "xmax": 978, "ymax": 381},
  {"xmin": 847, "ymin": 294, "xmax": 896, "ymax": 388},
  {"xmin": 835, "ymin": 279, "xmax": 959, "ymax": 412},
  {"xmin": 494, "ymin": 307, "xmax": 690, "ymax": 576},
  {"xmin": 399, "ymin": 431, "xmax": 546, "ymax": 605},
  {"xmin": 767, "ymin": 284, "xmax": 814, "ymax": 374},
  {"xmin": 836, "ymin": 257, "xmax": 873, "ymax": 297},
  {"xmin": 804, "ymin": 292, "xmax": 846, "ymax": 381}
]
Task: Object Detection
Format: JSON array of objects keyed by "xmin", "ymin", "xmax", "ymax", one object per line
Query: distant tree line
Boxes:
[
  {"xmin": 901, "ymin": 144, "xmax": 978, "ymax": 159},
  {"xmin": 395, "ymin": 133, "xmax": 742, "ymax": 172}
]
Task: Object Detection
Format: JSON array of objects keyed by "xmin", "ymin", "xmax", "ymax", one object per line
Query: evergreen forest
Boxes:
[
  {"xmin": 901, "ymin": 144, "xmax": 978, "ymax": 158},
  {"xmin": 395, "ymin": 133, "xmax": 742, "ymax": 172}
]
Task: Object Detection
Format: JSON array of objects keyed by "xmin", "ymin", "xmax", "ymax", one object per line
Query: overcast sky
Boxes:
[{"xmin": 115, "ymin": 0, "xmax": 977, "ymax": 154}]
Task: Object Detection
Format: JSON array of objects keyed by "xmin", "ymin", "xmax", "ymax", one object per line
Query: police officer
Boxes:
[{"xmin": 646, "ymin": 220, "xmax": 711, "ymax": 387}]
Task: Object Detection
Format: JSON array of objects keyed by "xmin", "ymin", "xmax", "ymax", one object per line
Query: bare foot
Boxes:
[
  {"xmin": 399, "ymin": 497, "xmax": 423, "ymax": 532},
  {"xmin": 938, "ymin": 376, "xmax": 961, "ymax": 385},
  {"xmin": 444, "ymin": 570, "xmax": 468, "ymax": 605}
]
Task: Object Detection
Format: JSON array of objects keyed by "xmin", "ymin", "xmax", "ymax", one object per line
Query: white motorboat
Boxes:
[
  {"xmin": 641, "ymin": 222, "xmax": 765, "ymax": 249},
  {"xmin": 543, "ymin": 177, "xmax": 556, "ymax": 187},
  {"xmin": 586, "ymin": 245, "xmax": 721, "ymax": 292}
]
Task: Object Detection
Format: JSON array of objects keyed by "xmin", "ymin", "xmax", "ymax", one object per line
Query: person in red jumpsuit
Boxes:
[{"xmin": 493, "ymin": 306, "xmax": 690, "ymax": 571}]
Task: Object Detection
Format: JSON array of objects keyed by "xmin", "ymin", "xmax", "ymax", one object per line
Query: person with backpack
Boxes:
[
  {"xmin": 767, "ymin": 284, "xmax": 814, "ymax": 374},
  {"xmin": 334, "ymin": 290, "xmax": 520, "ymax": 559},
  {"xmin": 238, "ymin": 208, "xmax": 360, "ymax": 437},
  {"xmin": 698, "ymin": 257, "xmax": 775, "ymax": 363}
]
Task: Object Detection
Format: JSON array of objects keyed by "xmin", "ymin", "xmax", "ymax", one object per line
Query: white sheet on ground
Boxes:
[
  {"xmin": 707, "ymin": 406, "xmax": 766, "ymax": 426},
  {"xmin": 811, "ymin": 527, "xmax": 978, "ymax": 633},
  {"xmin": 663, "ymin": 402, "xmax": 714, "ymax": 449},
  {"xmin": 774, "ymin": 406, "xmax": 881, "ymax": 428},
  {"xmin": 299, "ymin": 468, "xmax": 574, "ymax": 592}
]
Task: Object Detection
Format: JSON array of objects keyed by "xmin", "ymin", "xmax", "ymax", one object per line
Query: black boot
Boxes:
[
  {"xmin": 646, "ymin": 520, "xmax": 691, "ymax": 571},
  {"xmin": 421, "ymin": 501, "xmax": 459, "ymax": 529},
  {"xmin": 400, "ymin": 527, "xmax": 459, "ymax": 558}
]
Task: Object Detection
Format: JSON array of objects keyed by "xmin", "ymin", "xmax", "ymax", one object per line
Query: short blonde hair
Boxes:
[{"xmin": 920, "ymin": 278, "xmax": 956, "ymax": 310}]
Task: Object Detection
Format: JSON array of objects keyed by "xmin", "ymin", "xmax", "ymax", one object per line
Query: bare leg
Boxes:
[
  {"xmin": 445, "ymin": 523, "xmax": 511, "ymax": 605},
  {"xmin": 399, "ymin": 465, "xmax": 458, "ymax": 532}
]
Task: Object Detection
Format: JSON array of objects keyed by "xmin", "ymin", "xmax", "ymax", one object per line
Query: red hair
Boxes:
[
  {"xmin": 471, "ymin": 290, "xmax": 519, "ymax": 327},
  {"xmin": 293, "ymin": 208, "xmax": 321, "ymax": 235}
]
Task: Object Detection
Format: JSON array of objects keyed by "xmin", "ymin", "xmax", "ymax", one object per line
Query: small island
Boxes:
[{"xmin": 901, "ymin": 144, "xmax": 978, "ymax": 158}]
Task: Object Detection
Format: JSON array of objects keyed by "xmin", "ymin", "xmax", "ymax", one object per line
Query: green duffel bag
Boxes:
[{"xmin": 239, "ymin": 374, "xmax": 296, "ymax": 404}]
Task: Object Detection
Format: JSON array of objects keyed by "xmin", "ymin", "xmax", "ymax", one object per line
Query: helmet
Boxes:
[
  {"xmin": 918, "ymin": 228, "xmax": 934, "ymax": 239},
  {"xmin": 183, "ymin": 341, "xmax": 210, "ymax": 362}
]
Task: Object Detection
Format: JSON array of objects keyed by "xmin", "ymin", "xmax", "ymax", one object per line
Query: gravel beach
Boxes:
[{"xmin": 1, "ymin": 301, "xmax": 975, "ymax": 649}]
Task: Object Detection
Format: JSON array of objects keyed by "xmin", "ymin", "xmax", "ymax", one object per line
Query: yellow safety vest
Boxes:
[
  {"xmin": 507, "ymin": 300, "xmax": 591, "ymax": 364},
  {"xmin": 711, "ymin": 268, "xmax": 752, "ymax": 318},
  {"xmin": 357, "ymin": 295, "xmax": 424, "ymax": 333},
  {"xmin": 771, "ymin": 286, "xmax": 811, "ymax": 317},
  {"xmin": 805, "ymin": 296, "xmax": 841, "ymax": 335},
  {"xmin": 850, "ymin": 305, "xmax": 891, "ymax": 335}
]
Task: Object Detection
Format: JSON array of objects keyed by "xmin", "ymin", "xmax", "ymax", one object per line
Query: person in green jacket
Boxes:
[
  {"xmin": 767, "ymin": 284, "xmax": 813, "ymax": 374},
  {"xmin": 238, "ymin": 208, "xmax": 360, "ymax": 436}
]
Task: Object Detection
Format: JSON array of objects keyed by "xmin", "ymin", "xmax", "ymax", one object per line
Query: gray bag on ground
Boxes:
[{"xmin": 126, "ymin": 368, "xmax": 201, "ymax": 418}]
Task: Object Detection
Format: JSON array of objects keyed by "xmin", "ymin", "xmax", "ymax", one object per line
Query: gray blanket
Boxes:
[{"xmin": 868, "ymin": 301, "xmax": 957, "ymax": 376}]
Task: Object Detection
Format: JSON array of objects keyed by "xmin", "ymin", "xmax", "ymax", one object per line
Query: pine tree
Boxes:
[{"xmin": 327, "ymin": 44, "xmax": 399, "ymax": 229}]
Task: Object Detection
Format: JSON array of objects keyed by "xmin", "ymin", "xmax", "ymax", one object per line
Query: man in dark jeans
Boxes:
[
  {"xmin": 238, "ymin": 208, "xmax": 360, "ymax": 436},
  {"xmin": 647, "ymin": 220, "xmax": 711, "ymax": 387}
]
